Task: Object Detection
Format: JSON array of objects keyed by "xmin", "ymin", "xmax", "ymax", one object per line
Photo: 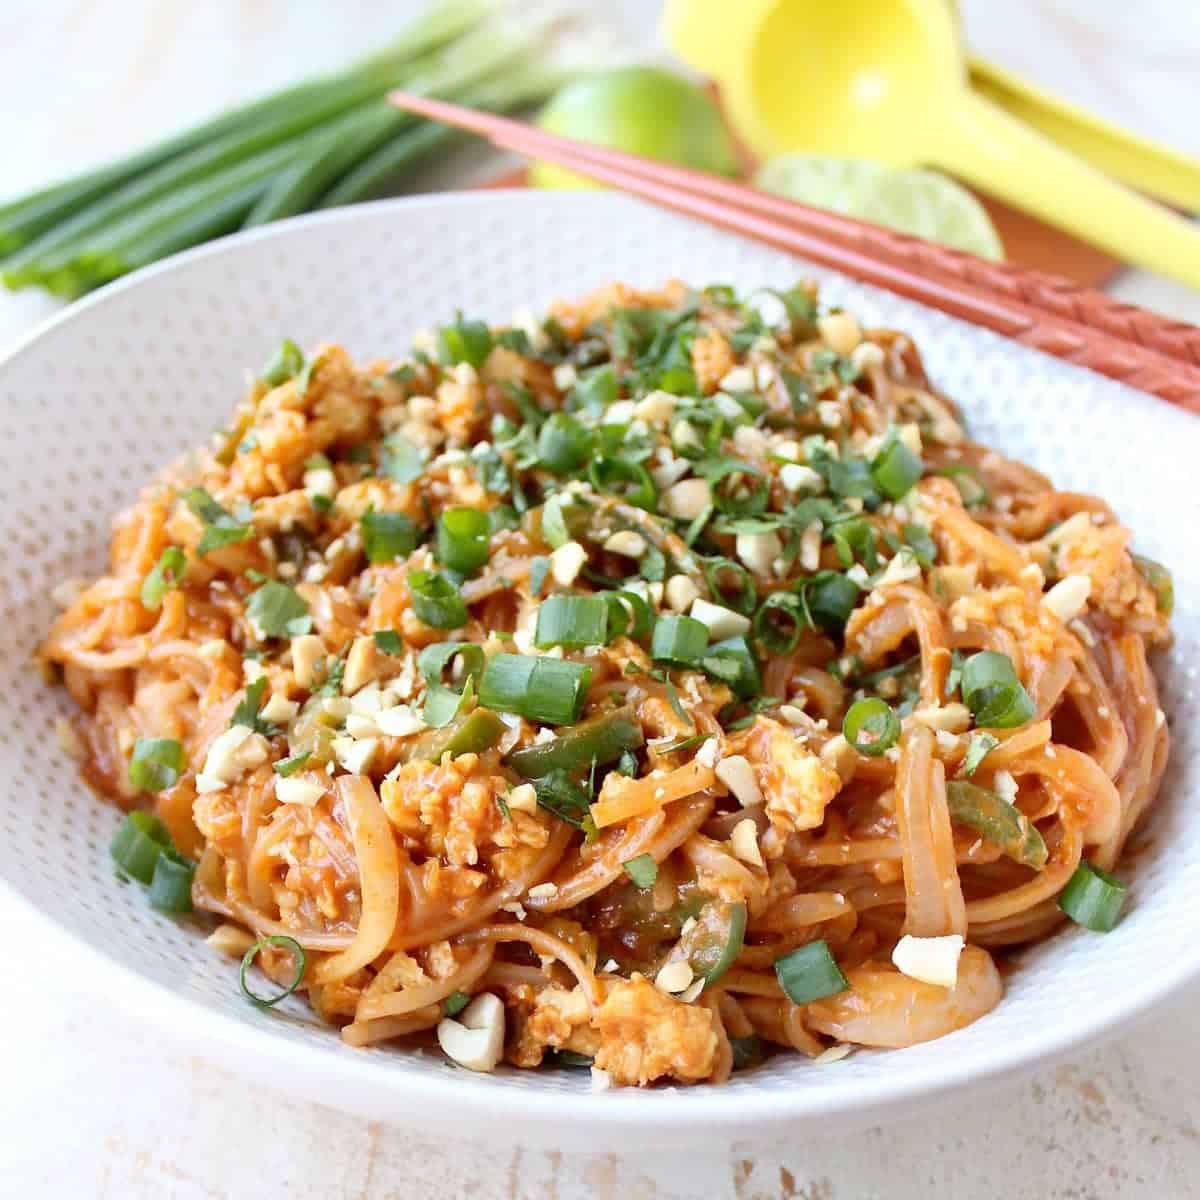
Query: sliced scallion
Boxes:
[
  {"xmin": 479, "ymin": 653, "xmax": 592, "ymax": 725},
  {"xmin": 774, "ymin": 939, "xmax": 849, "ymax": 1004},
  {"xmin": 701, "ymin": 635, "xmax": 761, "ymax": 700},
  {"xmin": 651, "ymin": 614, "xmax": 708, "ymax": 666},
  {"xmin": 843, "ymin": 697, "xmax": 900, "ymax": 756},
  {"xmin": 588, "ymin": 457, "xmax": 657, "ymax": 511},
  {"xmin": 535, "ymin": 594, "xmax": 609, "ymax": 650},
  {"xmin": 869, "ymin": 432, "xmax": 923, "ymax": 500},
  {"xmin": 959, "ymin": 650, "xmax": 1034, "ymax": 728},
  {"xmin": 753, "ymin": 591, "xmax": 806, "ymax": 654},
  {"xmin": 148, "ymin": 847, "xmax": 196, "ymax": 913},
  {"xmin": 140, "ymin": 545, "xmax": 186, "ymax": 609},
  {"xmin": 362, "ymin": 510, "xmax": 417, "ymax": 564},
  {"xmin": 536, "ymin": 412, "xmax": 592, "ymax": 474},
  {"xmin": 435, "ymin": 506, "xmax": 491, "ymax": 574},
  {"xmin": 1059, "ymin": 861, "xmax": 1127, "ymax": 932},
  {"xmin": 128, "ymin": 737, "xmax": 185, "ymax": 793},
  {"xmin": 407, "ymin": 569, "xmax": 467, "ymax": 630},
  {"xmin": 110, "ymin": 810, "xmax": 171, "ymax": 884},
  {"xmin": 239, "ymin": 934, "xmax": 307, "ymax": 1007},
  {"xmin": 704, "ymin": 557, "xmax": 757, "ymax": 616}
]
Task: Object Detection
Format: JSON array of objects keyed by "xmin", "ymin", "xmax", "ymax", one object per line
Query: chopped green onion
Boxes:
[
  {"xmin": 960, "ymin": 651, "xmax": 1034, "ymax": 728},
  {"xmin": 702, "ymin": 635, "xmax": 761, "ymax": 700},
  {"xmin": 110, "ymin": 810, "xmax": 171, "ymax": 884},
  {"xmin": 437, "ymin": 313, "xmax": 493, "ymax": 367},
  {"xmin": 831, "ymin": 517, "xmax": 878, "ymax": 570},
  {"xmin": 239, "ymin": 934, "xmax": 307, "ymax": 1007},
  {"xmin": 681, "ymin": 900, "xmax": 747, "ymax": 985},
  {"xmin": 651, "ymin": 614, "xmax": 708, "ymax": 666},
  {"xmin": 753, "ymin": 591, "xmax": 806, "ymax": 654},
  {"xmin": 373, "ymin": 630, "xmax": 404, "ymax": 655},
  {"xmin": 261, "ymin": 338, "xmax": 304, "ymax": 386},
  {"xmin": 1132, "ymin": 554, "xmax": 1174, "ymax": 616},
  {"xmin": 407, "ymin": 569, "xmax": 467, "ymax": 629},
  {"xmin": 588, "ymin": 457, "xmax": 657, "ymax": 511},
  {"xmin": 568, "ymin": 364, "xmax": 617, "ymax": 414},
  {"xmin": 362, "ymin": 510, "xmax": 417, "ymax": 563},
  {"xmin": 479, "ymin": 653, "xmax": 591, "ymax": 725},
  {"xmin": 435, "ymin": 506, "xmax": 491, "ymax": 574},
  {"xmin": 443, "ymin": 990, "xmax": 470, "ymax": 1017},
  {"xmin": 183, "ymin": 487, "xmax": 252, "ymax": 555},
  {"xmin": 702, "ymin": 458, "xmax": 769, "ymax": 517},
  {"xmin": 870, "ymin": 432, "xmax": 923, "ymax": 500},
  {"xmin": 247, "ymin": 579, "xmax": 311, "ymax": 638},
  {"xmin": 946, "ymin": 780, "xmax": 1047, "ymax": 869},
  {"xmin": 128, "ymin": 737, "xmax": 185, "ymax": 793},
  {"xmin": 1059, "ymin": 861, "xmax": 1127, "ymax": 932},
  {"xmin": 537, "ymin": 413, "xmax": 592, "ymax": 474},
  {"xmin": 507, "ymin": 707, "xmax": 643, "ymax": 778},
  {"xmin": 774, "ymin": 939, "xmax": 849, "ymax": 1004},
  {"xmin": 540, "ymin": 495, "xmax": 572, "ymax": 548},
  {"xmin": 704, "ymin": 557, "xmax": 757, "ymax": 616},
  {"xmin": 273, "ymin": 751, "xmax": 311, "ymax": 777},
  {"xmin": 622, "ymin": 853, "xmax": 658, "ymax": 890},
  {"xmin": 611, "ymin": 589, "xmax": 654, "ymax": 639},
  {"xmin": 535, "ymin": 594, "xmax": 609, "ymax": 649},
  {"xmin": 148, "ymin": 847, "xmax": 196, "ymax": 913},
  {"xmin": 843, "ymin": 697, "xmax": 901, "ymax": 756},
  {"xmin": 418, "ymin": 641, "xmax": 485, "ymax": 728},
  {"xmin": 802, "ymin": 571, "xmax": 860, "ymax": 633},
  {"xmin": 961, "ymin": 731, "xmax": 999, "ymax": 776},
  {"xmin": 140, "ymin": 545, "xmax": 186, "ymax": 609},
  {"xmin": 381, "ymin": 432, "xmax": 427, "ymax": 484}
]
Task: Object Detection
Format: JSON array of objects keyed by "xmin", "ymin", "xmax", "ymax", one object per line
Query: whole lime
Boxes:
[{"xmin": 531, "ymin": 67, "xmax": 739, "ymax": 190}]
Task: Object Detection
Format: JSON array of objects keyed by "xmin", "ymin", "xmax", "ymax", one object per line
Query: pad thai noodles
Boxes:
[{"xmin": 41, "ymin": 280, "xmax": 1173, "ymax": 1087}]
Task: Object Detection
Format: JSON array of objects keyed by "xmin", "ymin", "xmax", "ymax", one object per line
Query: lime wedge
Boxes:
[{"xmin": 755, "ymin": 155, "xmax": 1004, "ymax": 261}]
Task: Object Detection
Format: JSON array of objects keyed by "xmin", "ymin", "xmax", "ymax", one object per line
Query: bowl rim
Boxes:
[{"xmin": 2, "ymin": 189, "xmax": 1194, "ymax": 1141}]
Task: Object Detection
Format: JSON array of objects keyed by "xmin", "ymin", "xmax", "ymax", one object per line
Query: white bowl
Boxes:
[{"xmin": 1, "ymin": 191, "xmax": 1196, "ymax": 1150}]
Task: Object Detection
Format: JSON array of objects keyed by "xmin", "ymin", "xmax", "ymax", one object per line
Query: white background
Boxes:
[{"xmin": 2, "ymin": 2, "xmax": 1199, "ymax": 1196}]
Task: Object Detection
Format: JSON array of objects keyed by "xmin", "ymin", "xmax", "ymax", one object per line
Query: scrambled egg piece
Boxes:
[
  {"xmin": 380, "ymin": 752, "xmax": 550, "ymax": 877},
  {"xmin": 734, "ymin": 717, "xmax": 843, "ymax": 834},
  {"xmin": 506, "ymin": 975, "xmax": 718, "ymax": 1086}
]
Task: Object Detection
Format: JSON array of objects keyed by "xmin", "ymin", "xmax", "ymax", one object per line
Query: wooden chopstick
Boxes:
[{"xmin": 389, "ymin": 91, "xmax": 1200, "ymax": 412}]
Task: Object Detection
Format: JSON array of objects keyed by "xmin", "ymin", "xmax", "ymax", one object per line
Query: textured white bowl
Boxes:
[{"xmin": 1, "ymin": 191, "xmax": 1196, "ymax": 1150}]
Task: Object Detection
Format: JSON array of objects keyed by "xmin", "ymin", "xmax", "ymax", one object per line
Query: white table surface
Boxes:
[{"xmin": 3, "ymin": 2, "xmax": 1199, "ymax": 1196}]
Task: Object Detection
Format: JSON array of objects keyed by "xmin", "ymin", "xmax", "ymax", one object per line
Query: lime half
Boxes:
[
  {"xmin": 755, "ymin": 155, "xmax": 1004, "ymax": 261},
  {"xmin": 532, "ymin": 68, "xmax": 739, "ymax": 191}
]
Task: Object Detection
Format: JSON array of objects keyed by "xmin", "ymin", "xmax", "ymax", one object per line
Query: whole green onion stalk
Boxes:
[{"xmin": 0, "ymin": 0, "xmax": 576, "ymax": 298}]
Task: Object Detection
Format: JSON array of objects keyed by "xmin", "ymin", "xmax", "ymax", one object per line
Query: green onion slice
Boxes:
[
  {"xmin": 128, "ymin": 737, "xmax": 185, "ymax": 793},
  {"xmin": 535, "ymin": 594, "xmax": 610, "ymax": 649},
  {"xmin": 148, "ymin": 848, "xmax": 195, "ymax": 913},
  {"xmin": 362, "ymin": 510, "xmax": 418, "ymax": 564},
  {"xmin": 704, "ymin": 557, "xmax": 757, "ymax": 616},
  {"xmin": 774, "ymin": 939, "xmax": 849, "ymax": 1004},
  {"xmin": 588, "ymin": 457, "xmax": 657, "ymax": 511},
  {"xmin": 239, "ymin": 934, "xmax": 307, "ymax": 1007},
  {"xmin": 110, "ymin": 810, "xmax": 171, "ymax": 884},
  {"xmin": 418, "ymin": 641, "xmax": 485, "ymax": 728},
  {"xmin": 753, "ymin": 591, "xmax": 806, "ymax": 654},
  {"xmin": 273, "ymin": 751, "xmax": 311, "ymax": 777},
  {"xmin": 680, "ymin": 900, "xmax": 747, "ymax": 985},
  {"xmin": 611, "ymin": 589, "xmax": 654, "ymax": 640},
  {"xmin": 802, "ymin": 571, "xmax": 860, "ymax": 634},
  {"xmin": 261, "ymin": 339, "xmax": 304, "ymax": 386},
  {"xmin": 622, "ymin": 853, "xmax": 658, "ymax": 890},
  {"xmin": 537, "ymin": 413, "xmax": 593, "ymax": 474},
  {"xmin": 479, "ymin": 654, "xmax": 592, "ymax": 726},
  {"xmin": 959, "ymin": 650, "xmax": 1035, "ymax": 728},
  {"xmin": 1058, "ymin": 861, "xmax": 1127, "ymax": 932},
  {"xmin": 651, "ymin": 614, "xmax": 708, "ymax": 666},
  {"xmin": 407, "ymin": 570, "xmax": 467, "ymax": 630},
  {"xmin": 843, "ymin": 697, "xmax": 901, "ymax": 756},
  {"xmin": 443, "ymin": 990, "xmax": 470, "ymax": 1017},
  {"xmin": 437, "ymin": 314, "xmax": 493, "ymax": 367},
  {"xmin": 140, "ymin": 546, "xmax": 186, "ymax": 609},
  {"xmin": 870, "ymin": 432, "xmax": 923, "ymax": 500},
  {"xmin": 435, "ymin": 507, "xmax": 491, "ymax": 574},
  {"xmin": 701, "ymin": 635, "xmax": 762, "ymax": 701}
]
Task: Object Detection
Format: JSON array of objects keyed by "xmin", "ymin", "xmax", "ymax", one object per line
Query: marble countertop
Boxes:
[{"xmin": 2, "ymin": 2, "xmax": 1198, "ymax": 1195}]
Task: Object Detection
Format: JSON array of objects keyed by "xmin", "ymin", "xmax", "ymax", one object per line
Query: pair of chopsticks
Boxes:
[{"xmin": 388, "ymin": 91, "xmax": 1200, "ymax": 413}]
